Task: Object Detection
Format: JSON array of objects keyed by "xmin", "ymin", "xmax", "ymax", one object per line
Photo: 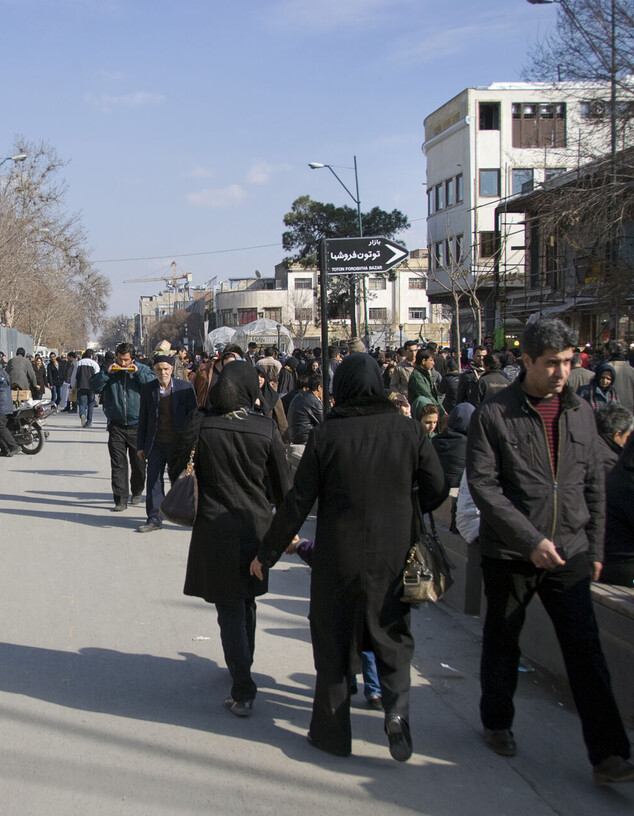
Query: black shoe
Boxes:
[
  {"xmin": 130, "ymin": 494, "xmax": 143, "ymax": 506},
  {"xmin": 483, "ymin": 728, "xmax": 517, "ymax": 757},
  {"xmin": 385, "ymin": 714, "xmax": 412, "ymax": 762},
  {"xmin": 224, "ymin": 697, "xmax": 253, "ymax": 718},
  {"xmin": 593, "ymin": 755, "xmax": 634, "ymax": 785},
  {"xmin": 111, "ymin": 503, "xmax": 128, "ymax": 512},
  {"xmin": 367, "ymin": 694, "xmax": 383, "ymax": 711},
  {"xmin": 5, "ymin": 448, "xmax": 21, "ymax": 457},
  {"xmin": 137, "ymin": 523, "xmax": 162, "ymax": 533}
]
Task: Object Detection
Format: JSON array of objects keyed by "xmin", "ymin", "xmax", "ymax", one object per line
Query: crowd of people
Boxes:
[{"xmin": 1, "ymin": 321, "xmax": 633, "ymax": 783}]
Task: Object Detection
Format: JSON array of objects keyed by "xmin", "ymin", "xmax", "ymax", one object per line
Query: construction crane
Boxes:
[{"xmin": 123, "ymin": 261, "xmax": 192, "ymax": 287}]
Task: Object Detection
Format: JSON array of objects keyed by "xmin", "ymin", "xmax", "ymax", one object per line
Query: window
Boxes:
[
  {"xmin": 445, "ymin": 178, "xmax": 454, "ymax": 208},
  {"xmin": 427, "ymin": 188, "xmax": 435, "ymax": 215},
  {"xmin": 435, "ymin": 241, "xmax": 445, "ymax": 267},
  {"xmin": 294, "ymin": 277, "xmax": 312, "ymax": 289},
  {"xmin": 455, "ymin": 234, "xmax": 464, "ymax": 262},
  {"xmin": 369, "ymin": 308, "xmax": 387, "ymax": 322},
  {"xmin": 221, "ymin": 310, "xmax": 236, "ymax": 327},
  {"xmin": 479, "ymin": 101, "xmax": 500, "ymax": 130},
  {"xmin": 409, "ymin": 307, "xmax": 427, "ymax": 321},
  {"xmin": 456, "ymin": 173, "xmax": 464, "ymax": 203},
  {"xmin": 512, "ymin": 101, "xmax": 566, "ymax": 148},
  {"xmin": 479, "ymin": 231, "xmax": 498, "ymax": 259},
  {"xmin": 295, "ymin": 307, "xmax": 312, "ymax": 322},
  {"xmin": 545, "ymin": 167, "xmax": 566, "ymax": 181},
  {"xmin": 479, "ymin": 169, "xmax": 500, "ymax": 197},
  {"xmin": 435, "ymin": 183, "xmax": 444, "ymax": 211},
  {"xmin": 238, "ymin": 308, "xmax": 257, "ymax": 325},
  {"xmin": 263, "ymin": 307, "xmax": 282, "ymax": 323},
  {"xmin": 409, "ymin": 277, "xmax": 425, "ymax": 289},
  {"xmin": 368, "ymin": 277, "xmax": 386, "ymax": 290},
  {"xmin": 512, "ymin": 168, "xmax": 534, "ymax": 195}
]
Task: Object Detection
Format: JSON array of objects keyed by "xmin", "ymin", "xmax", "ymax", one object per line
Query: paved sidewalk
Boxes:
[{"xmin": 0, "ymin": 409, "xmax": 632, "ymax": 815}]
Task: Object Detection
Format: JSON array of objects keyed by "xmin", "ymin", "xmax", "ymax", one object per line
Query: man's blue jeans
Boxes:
[{"xmin": 77, "ymin": 389, "xmax": 94, "ymax": 424}]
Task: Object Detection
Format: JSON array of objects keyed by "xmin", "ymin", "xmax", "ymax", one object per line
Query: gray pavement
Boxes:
[{"xmin": 0, "ymin": 408, "xmax": 632, "ymax": 815}]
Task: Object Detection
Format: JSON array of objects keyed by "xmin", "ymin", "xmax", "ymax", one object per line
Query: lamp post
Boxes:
[
  {"xmin": 309, "ymin": 157, "xmax": 367, "ymax": 340},
  {"xmin": 0, "ymin": 153, "xmax": 27, "ymax": 169}
]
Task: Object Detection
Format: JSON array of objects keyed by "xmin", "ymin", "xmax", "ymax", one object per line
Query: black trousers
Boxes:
[
  {"xmin": 216, "ymin": 598, "xmax": 257, "ymax": 702},
  {"xmin": 309, "ymin": 602, "xmax": 413, "ymax": 756},
  {"xmin": 480, "ymin": 554, "xmax": 630, "ymax": 766},
  {"xmin": 0, "ymin": 414, "xmax": 19, "ymax": 454},
  {"xmin": 107, "ymin": 424, "xmax": 146, "ymax": 504}
]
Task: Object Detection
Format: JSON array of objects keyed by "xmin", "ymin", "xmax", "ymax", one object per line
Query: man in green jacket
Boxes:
[{"xmin": 90, "ymin": 342, "xmax": 156, "ymax": 511}]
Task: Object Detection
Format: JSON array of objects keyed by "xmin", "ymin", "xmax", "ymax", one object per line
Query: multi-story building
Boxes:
[
  {"xmin": 423, "ymin": 80, "xmax": 620, "ymax": 341},
  {"xmin": 213, "ymin": 251, "xmax": 450, "ymax": 348}
]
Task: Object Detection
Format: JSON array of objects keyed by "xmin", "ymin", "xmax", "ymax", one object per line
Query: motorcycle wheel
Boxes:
[{"xmin": 20, "ymin": 423, "xmax": 45, "ymax": 455}]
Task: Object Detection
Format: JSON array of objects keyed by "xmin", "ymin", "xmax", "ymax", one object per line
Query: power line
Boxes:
[{"xmin": 94, "ymin": 241, "xmax": 283, "ymax": 264}]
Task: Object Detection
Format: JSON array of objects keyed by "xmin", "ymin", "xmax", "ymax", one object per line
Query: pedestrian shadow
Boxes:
[{"xmin": 0, "ymin": 507, "xmax": 142, "ymax": 529}]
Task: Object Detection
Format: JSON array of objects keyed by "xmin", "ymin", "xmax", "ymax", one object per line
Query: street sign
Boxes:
[{"xmin": 324, "ymin": 236, "xmax": 408, "ymax": 275}]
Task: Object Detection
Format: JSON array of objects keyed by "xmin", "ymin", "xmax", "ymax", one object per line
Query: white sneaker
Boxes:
[{"xmin": 80, "ymin": 415, "xmax": 87, "ymax": 427}]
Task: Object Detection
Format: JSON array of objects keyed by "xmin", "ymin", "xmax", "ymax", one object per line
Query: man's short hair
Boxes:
[
  {"xmin": 313, "ymin": 347, "xmax": 322, "ymax": 358},
  {"xmin": 473, "ymin": 345, "xmax": 487, "ymax": 354},
  {"xmin": 116, "ymin": 342, "xmax": 135, "ymax": 358},
  {"xmin": 82, "ymin": 348, "xmax": 94, "ymax": 359},
  {"xmin": 263, "ymin": 347, "xmax": 275, "ymax": 358},
  {"xmin": 308, "ymin": 374, "xmax": 323, "ymax": 392},
  {"xmin": 223, "ymin": 343, "xmax": 244, "ymax": 358},
  {"xmin": 415, "ymin": 349, "xmax": 433, "ymax": 365},
  {"xmin": 571, "ymin": 351, "xmax": 583, "ymax": 367},
  {"xmin": 521, "ymin": 318, "xmax": 577, "ymax": 361},
  {"xmin": 445, "ymin": 357, "xmax": 459, "ymax": 372},
  {"xmin": 67, "ymin": 351, "xmax": 77, "ymax": 359},
  {"xmin": 484, "ymin": 352, "xmax": 502, "ymax": 370},
  {"xmin": 595, "ymin": 403, "xmax": 634, "ymax": 437},
  {"xmin": 328, "ymin": 345, "xmax": 340, "ymax": 359},
  {"xmin": 248, "ymin": 342, "xmax": 257, "ymax": 350},
  {"xmin": 605, "ymin": 339, "xmax": 627, "ymax": 361},
  {"xmin": 16, "ymin": 347, "xmax": 25, "ymax": 357}
]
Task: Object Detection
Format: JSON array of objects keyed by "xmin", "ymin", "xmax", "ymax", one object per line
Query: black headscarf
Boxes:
[
  {"xmin": 255, "ymin": 364, "xmax": 280, "ymax": 414},
  {"xmin": 207, "ymin": 361, "xmax": 259, "ymax": 413},
  {"xmin": 330, "ymin": 354, "xmax": 396, "ymax": 418}
]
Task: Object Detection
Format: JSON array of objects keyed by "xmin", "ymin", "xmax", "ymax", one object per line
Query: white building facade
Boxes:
[{"xmin": 423, "ymin": 81, "xmax": 616, "ymax": 338}]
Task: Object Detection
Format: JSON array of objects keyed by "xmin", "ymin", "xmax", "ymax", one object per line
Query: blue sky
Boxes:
[{"xmin": 1, "ymin": 0, "xmax": 558, "ymax": 320}]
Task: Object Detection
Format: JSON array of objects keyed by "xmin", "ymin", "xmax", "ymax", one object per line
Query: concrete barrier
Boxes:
[{"xmin": 433, "ymin": 497, "xmax": 634, "ymax": 727}]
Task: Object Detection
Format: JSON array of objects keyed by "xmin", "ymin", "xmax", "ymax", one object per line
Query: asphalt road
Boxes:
[{"xmin": 0, "ymin": 409, "xmax": 632, "ymax": 815}]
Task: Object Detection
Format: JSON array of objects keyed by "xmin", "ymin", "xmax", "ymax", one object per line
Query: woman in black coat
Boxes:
[
  {"xmin": 169, "ymin": 362, "xmax": 290, "ymax": 716},
  {"xmin": 251, "ymin": 354, "xmax": 447, "ymax": 760}
]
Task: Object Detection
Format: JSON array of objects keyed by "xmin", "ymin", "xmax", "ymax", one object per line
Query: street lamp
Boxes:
[
  {"xmin": 0, "ymin": 153, "xmax": 27, "ymax": 169},
  {"xmin": 309, "ymin": 156, "xmax": 367, "ymax": 340}
]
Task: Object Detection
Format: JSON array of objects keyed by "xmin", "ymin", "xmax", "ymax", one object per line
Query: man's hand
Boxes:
[
  {"xmin": 530, "ymin": 538, "xmax": 566, "ymax": 570},
  {"xmin": 590, "ymin": 561, "xmax": 603, "ymax": 582},
  {"xmin": 250, "ymin": 556, "xmax": 264, "ymax": 580}
]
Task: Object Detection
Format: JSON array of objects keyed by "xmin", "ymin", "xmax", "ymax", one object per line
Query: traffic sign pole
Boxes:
[{"xmin": 319, "ymin": 238, "xmax": 330, "ymax": 415}]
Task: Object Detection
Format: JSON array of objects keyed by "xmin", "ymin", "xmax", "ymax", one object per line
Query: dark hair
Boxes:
[
  {"xmin": 445, "ymin": 357, "xmax": 459, "ymax": 373},
  {"xmin": 473, "ymin": 345, "xmax": 486, "ymax": 354},
  {"xmin": 415, "ymin": 349, "xmax": 433, "ymax": 366},
  {"xmin": 308, "ymin": 374, "xmax": 323, "ymax": 392},
  {"xmin": 295, "ymin": 373, "xmax": 310, "ymax": 391},
  {"xmin": 521, "ymin": 318, "xmax": 577, "ymax": 362},
  {"xmin": 328, "ymin": 345, "xmax": 340, "ymax": 359},
  {"xmin": 16, "ymin": 347, "xmax": 25, "ymax": 357},
  {"xmin": 82, "ymin": 348, "xmax": 94, "ymax": 359},
  {"xmin": 484, "ymin": 352, "xmax": 501, "ymax": 370},
  {"xmin": 313, "ymin": 347, "xmax": 321, "ymax": 358},
  {"xmin": 606, "ymin": 339, "xmax": 628, "ymax": 361},
  {"xmin": 571, "ymin": 351, "xmax": 583, "ymax": 367},
  {"xmin": 595, "ymin": 403, "xmax": 634, "ymax": 437},
  {"xmin": 263, "ymin": 347, "xmax": 275, "ymax": 357},
  {"xmin": 116, "ymin": 342, "xmax": 135, "ymax": 358},
  {"xmin": 426, "ymin": 342, "xmax": 438, "ymax": 352},
  {"xmin": 67, "ymin": 351, "xmax": 77, "ymax": 359},
  {"xmin": 223, "ymin": 343, "xmax": 244, "ymax": 357},
  {"xmin": 403, "ymin": 340, "xmax": 418, "ymax": 350},
  {"xmin": 420, "ymin": 404, "xmax": 439, "ymax": 417}
]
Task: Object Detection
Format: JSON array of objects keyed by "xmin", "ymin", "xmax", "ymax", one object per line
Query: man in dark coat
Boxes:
[
  {"xmin": 476, "ymin": 352, "xmax": 509, "ymax": 403},
  {"xmin": 251, "ymin": 354, "xmax": 447, "ymax": 761},
  {"xmin": 467, "ymin": 317, "xmax": 632, "ymax": 785},
  {"xmin": 6, "ymin": 348, "xmax": 36, "ymax": 392},
  {"xmin": 0, "ymin": 367, "xmax": 20, "ymax": 456},
  {"xmin": 136, "ymin": 355, "xmax": 197, "ymax": 533},
  {"xmin": 169, "ymin": 362, "xmax": 290, "ymax": 717}
]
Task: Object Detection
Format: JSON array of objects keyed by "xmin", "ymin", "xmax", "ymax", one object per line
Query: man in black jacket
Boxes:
[{"xmin": 467, "ymin": 317, "xmax": 632, "ymax": 784}]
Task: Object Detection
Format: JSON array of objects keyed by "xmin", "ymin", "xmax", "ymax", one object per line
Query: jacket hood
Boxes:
[{"xmin": 447, "ymin": 402, "xmax": 475, "ymax": 433}]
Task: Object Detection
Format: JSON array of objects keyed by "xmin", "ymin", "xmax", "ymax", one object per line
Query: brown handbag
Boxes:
[{"xmin": 402, "ymin": 507, "xmax": 454, "ymax": 604}]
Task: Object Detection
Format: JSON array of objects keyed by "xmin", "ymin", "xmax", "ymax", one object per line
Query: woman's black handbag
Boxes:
[
  {"xmin": 402, "ymin": 507, "xmax": 455, "ymax": 603},
  {"xmin": 160, "ymin": 447, "xmax": 198, "ymax": 527}
]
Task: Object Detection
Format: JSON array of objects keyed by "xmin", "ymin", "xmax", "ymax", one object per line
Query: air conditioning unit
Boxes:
[{"xmin": 589, "ymin": 99, "xmax": 606, "ymax": 118}]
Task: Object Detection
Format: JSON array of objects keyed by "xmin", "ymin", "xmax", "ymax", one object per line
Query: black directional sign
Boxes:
[{"xmin": 324, "ymin": 236, "xmax": 408, "ymax": 275}]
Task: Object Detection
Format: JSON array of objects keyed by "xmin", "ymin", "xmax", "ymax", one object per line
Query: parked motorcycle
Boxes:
[{"xmin": 8, "ymin": 399, "xmax": 56, "ymax": 455}]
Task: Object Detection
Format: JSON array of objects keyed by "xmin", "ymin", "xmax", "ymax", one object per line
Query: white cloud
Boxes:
[
  {"xmin": 84, "ymin": 91, "xmax": 166, "ymax": 113},
  {"xmin": 186, "ymin": 165, "xmax": 215, "ymax": 180},
  {"xmin": 246, "ymin": 160, "xmax": 290, "ymax": 185},
  {"xmin": 268, "ymin": 0, "xmax": 417, "ymax": 30},
  {"xmin": 187, "ymin": 184, "xmax": 247, "ymax": 209}
]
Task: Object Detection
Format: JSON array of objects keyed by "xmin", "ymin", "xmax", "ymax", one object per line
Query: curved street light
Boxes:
[{"xmin": 0, "ymin": 153, "xmax": 27, "ymax": 169}]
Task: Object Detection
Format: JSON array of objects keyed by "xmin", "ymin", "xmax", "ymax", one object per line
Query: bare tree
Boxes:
[
  {"xmin": 99, "ymin": 314, "xmax": 135, "ymax": 350},
  {"xmin": 0, "ymin": 138, "xmax": 110, "ymax": 345},
  {"xmin": 284, "ymin": 287, "xmax": 315, "ymax": 346}
]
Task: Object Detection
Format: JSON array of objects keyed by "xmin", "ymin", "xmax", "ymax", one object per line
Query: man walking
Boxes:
[
  {"xmin": 90, "ymin": 343, "xmax": 155, "ymax": 511},
  {"xmin": 6, "ymin": 348, "xmax": 37, "ymax": 393},
  {"xmin": 70, "ymin": 349, "xmax": 100, "ymax": 427},
  {"xmin": 457, "ymin": 345, "xmax": 487, "ymax": 406},
  {"xmin": 136, "ymin": 355, "xmax": 197, "ymax": 533},
  {"xmin": 46, "ymin": 351, "xmax": 63, "ymax": 405},
  {"xmin": 466, "ymin": 317, "xmax": 632, "ymax": 785},
  {"xmin": 389, "ymin": 340, "xmax": 417, "ymax": 395},
  {"xmin": 0, "ymin": 367, "xmax": 21, "ymax": 457}
]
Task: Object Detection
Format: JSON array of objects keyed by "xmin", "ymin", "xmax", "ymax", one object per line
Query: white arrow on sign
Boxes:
[{"xmin": 384, "ymin": 242, "xmax": 409, "ymax": 268}]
